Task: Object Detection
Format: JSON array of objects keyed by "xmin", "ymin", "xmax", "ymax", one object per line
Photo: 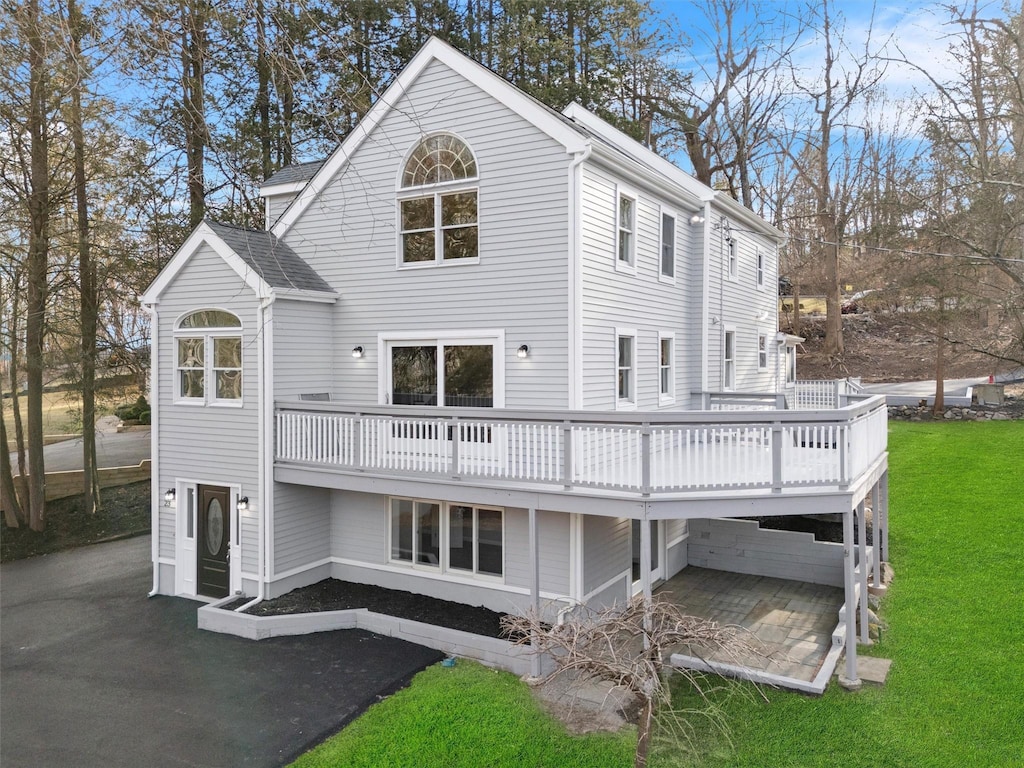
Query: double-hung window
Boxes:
[
  {"xmin": 390, "ymin": 498, "xmax": 503, "ymax": 578},
  {"xmin": 758, "ymin": 332, "xmax": 769, "ymax": 370},
  {"xmin": 756, "ymin": 249, "xmax": 765, "ymax": 289},
  {"xmin": 660, "ymin": 211, "xmax": 675, "ymax": 279},
  {"xmin": 659, "ymin": 333, "xmax": 675, "ymax": 402},
  {"xmin": 724, "ymin": 329, "xmax": 736, "ymax": 390},
  {"xmin": 175, "ymin": 310, "xmax": 242, "ymax": 405},
  {"xmin": 727, "ymin": 237, "xmax": 738, "ymax": 281},
  {"xmin": 399, "ymin": 134, "xmax": 478, "ymax": 266},
  {"xmin": 616, "ymin": 330, "xmax": 636, "ymax": 407},
  {"xmin": 617, "ymin": 191, "xmax": 636, "ymax": 268}
]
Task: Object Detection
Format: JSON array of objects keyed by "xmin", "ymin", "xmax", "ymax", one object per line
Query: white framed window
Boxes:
[
  {"xmin": 174, "ymin": 309, "xmax": 243, "ymax": 405},
  {"xmin": 380, "ymin": 330, "xmax": 505, "ymax": 408},
  {"xmin": 660, "ymin": 210, "xmax": 676, "ymax": 280},
  {"xmin": 727, "ymin": 237, "xmax": 738, "ymax": 281},
  {"xmin": 758, "ymin": 332, "xmax": 769, "ymax": 370},
  {"xmin": 756, "ymin": 249, "xmax": 765, "ymax": 289},
  {"xmin": 723, "ymin": 328, "xmax": 736, "ymax": 390},
  {"xmin": 398, "ymin": 134, "xmax": 479, "ymax": 267},
  {"xmin": 616, "ymin": 190, "xmax": 637, "ymax": 269},
  {"xmin": 786, "ymin": 345, "xmax": 797, "ymax": 384},
  {"xmin": 615, "ymin": 328, "xmax": 636, "ymax": 407},
  {"xmin": 389, "ymin": 497, "xmax": 504, "ymax": 579},
  {"xmin": 658, "ymin": 332, "xmax": 675, "ymax": 403}
]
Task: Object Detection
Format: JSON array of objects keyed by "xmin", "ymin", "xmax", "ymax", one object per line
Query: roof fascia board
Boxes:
[
  {"xmin": 271, "ymin": 36, "xmax": 587, "ymax": 239},
  {"xmin": 259, "ymin": 181, "xmax": 308, "ymax": 198},
  {"xmin": 141, "ymin": 222, "xmax": 270, "ymax": 304},
  {"xmin": 563, "ymin": 103, "xmax": 712, "ymax": 200},
  {"xmin": 588, "ymin": 143, "xmax": 704, "ymax": 213},
  {"xmin": 711, "ymin": 193, "xmax": 786, "ymax": 243},
  {"xmin": 270, "ymin": 287, "xmax": 339, "ymax": 303}
]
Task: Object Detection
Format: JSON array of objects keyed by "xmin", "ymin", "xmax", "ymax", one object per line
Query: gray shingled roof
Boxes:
[
  {"xmin": 206, "ymin": 221, "xmax": 334, "ymax": 294},
  {"xmin": 262, "ymin": 159, "xmax": 326, "ymax": 188}
]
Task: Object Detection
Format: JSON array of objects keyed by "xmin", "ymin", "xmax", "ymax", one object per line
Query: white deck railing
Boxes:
[{"xmin": 275, "ymin": 394, "xmax": 887, "ymax": 499}]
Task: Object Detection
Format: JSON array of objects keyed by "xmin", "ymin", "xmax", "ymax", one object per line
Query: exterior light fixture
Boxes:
[
  {"xmin": 164, "ymin": 488, "xmax": 176, "ymax": 506},
  {"xmin": 352, "ymin": 346, "xmax": 364, "ymax": 359},
  {"xmin": 689, "ymin": 213, "xmax": 705, "ymax": 225},
  {"xmin": 236, "ymin": 497, "xmax": 249, "ymax": 512},
  {"xmin": 517, "ymin": 344, "xmax": 529, "ymax": 359}
]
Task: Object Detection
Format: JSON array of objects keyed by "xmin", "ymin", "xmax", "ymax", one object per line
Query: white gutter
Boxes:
[
  {"xmin": 236, "ymin": 294, "xmax": 275, "ymax": 612},
  {"xmin": 568, "ymin": 143, "xmax": 592, "ymax": 410},
  {"xmin": 146, "ymin": 302, "xmax": 160, "ymax": 597}
]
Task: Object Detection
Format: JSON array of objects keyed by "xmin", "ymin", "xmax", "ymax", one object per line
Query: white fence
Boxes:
[{"xmin": 276, "ymin": 394, "xmax": 888, "ymax": 498}]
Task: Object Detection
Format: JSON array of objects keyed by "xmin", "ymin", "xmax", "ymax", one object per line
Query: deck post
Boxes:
[
  {"xmin": 880, "ymin": 471, "xmax": 890, "ymax": 562},
  {"xmin": 857, "ymin": 500, "xmax": 870, "ymax": 644},
  {"xmin": 640, "ymin": 513, "xmax": 652, "ymax": 651},
  {"xmin": 562, "ymin": 421, "xmax": 573, "ymax": 490},
  {"xmin": 529, "ymin": 506, "xmax": 541, "ymax": 678},
  {"xmin": 840, "ymin": 506, "xmax": 861, "ymax": 689},
  {"xmin": 450, "ymin": 416, "xmax": 460, "ymax": 477},
  {"xmin": 771, "ymin": 424, "xmax": 783, "ymax": 492},
  {"xmin": 641, "ymin": 424, "xmax": 652, "ymax": 496},
  {"xmin": 871, "ymin": 482, "xmax": 882, "ymax": 587}
]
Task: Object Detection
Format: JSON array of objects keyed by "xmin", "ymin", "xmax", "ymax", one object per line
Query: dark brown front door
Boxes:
[{"xmin": 198, "ymin": 485, "xmax": 230, "ymax": 598}]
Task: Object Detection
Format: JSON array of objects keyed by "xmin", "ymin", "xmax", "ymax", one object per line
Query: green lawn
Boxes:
[{"xmin": 291, "ymin": 421, "xmax": 1024, "ymax": 768}]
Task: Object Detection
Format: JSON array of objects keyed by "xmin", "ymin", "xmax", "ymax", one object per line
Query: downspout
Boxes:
[
  {"xmin": 568, "ymin": 142, "xmax": 591, "ymax": 411},
  {"xmin": 146, "ymin": 302, "xmax": 160, "ymax": 597},
  {"xmin": 699, "ymin": 200, "xmax": 713, "ymax": 395},
  {"xmin": 236, "ymin": 293, "xmax": 274, "ymax": 612}
]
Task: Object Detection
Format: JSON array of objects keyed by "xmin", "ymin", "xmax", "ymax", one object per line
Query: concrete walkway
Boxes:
[
  {"xmin": 659, "ymin": 567, "xmax": 843, "ymax": 682},
  {"xmin": 0, "ymin": 537, "xmax": 442, "ymax": 768}
]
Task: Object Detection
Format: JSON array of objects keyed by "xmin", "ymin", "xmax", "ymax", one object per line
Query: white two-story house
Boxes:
[{"xmin": 142, "ymin": 37, "xmax": 888, "ymax": 688}]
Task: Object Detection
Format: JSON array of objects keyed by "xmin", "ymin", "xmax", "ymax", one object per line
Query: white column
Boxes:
[
  {"xmin": 857, "ymin": 500, "xmax": 869, "ymax": 644},
  {"xmin": 640, "ymin": 515, "xmax": 653, "ymax": 650},
  {"xmin": 529, "ymin": 506, "xmax": 541, "ymax": 678},
  {"xmin": 880, "ymin": 471, "xmax": 890, "ymax": 562},
  {"xmin": 841, "ymin": 506, "xmax": 860, "ymax": 687},
  {"xmin": 871, "ymin": 482, "xmax": 882, "ymax": 587}
]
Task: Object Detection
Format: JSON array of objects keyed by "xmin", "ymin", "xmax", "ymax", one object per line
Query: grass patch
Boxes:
[
  {"xmin": 289, "ymin": 661, "xmax": 634, "ymax": 768},
  {"xmin": 660, "ymin": 420, "xmax": 1024, "ymax": 767},
  {"xmin": 289, "ymin": 421, "xmax": 1023, "ymax": 767}
]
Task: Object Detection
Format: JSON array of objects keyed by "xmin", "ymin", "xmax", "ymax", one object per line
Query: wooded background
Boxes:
[{"xmin": 2, "ymin": 0, "xmax": 1022, "ymax": 529}]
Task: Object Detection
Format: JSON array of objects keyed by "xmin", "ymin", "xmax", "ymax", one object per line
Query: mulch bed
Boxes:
[
  {"xmin": 1, "ymin": 481, "xmax": 151, "ymax": 562},
  {"xmin": 239, "ymin": 578, "xmax": 514, "ymax": 640}
]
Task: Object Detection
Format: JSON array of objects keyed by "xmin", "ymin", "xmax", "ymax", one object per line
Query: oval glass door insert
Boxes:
[{"xmin": 206, "ymin": 498, "xmax": 224, "ymax": 553}]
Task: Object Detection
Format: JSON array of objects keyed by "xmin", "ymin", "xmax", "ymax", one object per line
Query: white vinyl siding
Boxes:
[
  {"xmin": 278, "ymin": 59, "xmax": 571, "ymax": 410},
  {"xmin": 274, "ymin": 485, "xmax": 331, "ymax": 574},
  {"xmin": 580, "ymin": 163, "xmax": 699, "ymax": 410},
  {"xmin": 154, "ymin": 248, "xmax": 261, "ymax": 563},
  {"xmin": 273, "ymin": 300, "xmax": 335, "ymax": 398}
]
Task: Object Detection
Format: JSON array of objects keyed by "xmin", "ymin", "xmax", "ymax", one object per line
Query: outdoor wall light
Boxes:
[
  {"xmin": 164, "ymin": 488, "xmax": 176, "ymax": 506},
  {"xmin": 517, "ymin": 344, "xmax": 530, "ymax": 359},
  {"xmin": 236, "ymin": 496, "xmax": 249, "ymax": 512},
  {"xmin": 352, "ymin": 346, "xmax": 364, "ymax": 358},
  {"xmin": 689, "ymin": 213, "xmax": 705, "ymax": 225}
]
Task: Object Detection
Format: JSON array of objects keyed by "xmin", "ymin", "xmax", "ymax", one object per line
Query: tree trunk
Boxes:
[
  {"xmin": 68, "ymin": 0, "xmax": 100, "ymax": 513},
  {"xmin": 25, "ymin": 0, "xmax": 49, "ymax": 532},
  {"xmin": 634, "ymin": 698, "xmax": 654, "ymax": 768},
  {"xmin": 792, "ymin": 282, "xmax": 802, "ymax": 337},
  {"xmin": 0, "ymin": 393, "xmax": 24, "ymax": 528},
  {"xmin": 183, "ymin": 0, "xmax": 209, "ymax": 229},
  {"xmin": 933, "ymin": 323, "xmax": 946, "ymax": 415}
]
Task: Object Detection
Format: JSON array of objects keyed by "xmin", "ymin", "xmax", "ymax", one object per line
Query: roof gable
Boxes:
[
  {"xmin": 270, "ymin": 36, "xmax": 589, "ymax": 238},
  {"xmin": 141, "ymin": 221, "xmax": 335, "ymax": 305}
]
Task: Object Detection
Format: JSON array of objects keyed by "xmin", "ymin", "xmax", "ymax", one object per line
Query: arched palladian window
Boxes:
[
  {"xmin": 399, "ymin": 134, "xmax": 478, "ymax": 265},
  {"xmin": 175, "ymin": 310, "xmax": 243, "ymax": 404}
]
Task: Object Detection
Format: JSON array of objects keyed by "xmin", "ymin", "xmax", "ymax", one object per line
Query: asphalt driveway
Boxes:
[{"xmin": 1, "ymin": 537, "xmax": 443, "ymax": 767}]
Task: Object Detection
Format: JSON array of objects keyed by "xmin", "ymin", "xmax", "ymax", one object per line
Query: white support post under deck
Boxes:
[
  {"xmin": 871, "ymin": 482, "xmax": 882, "ymax": 588},
  {"xmin": 640, "ymin": 514, "xmax": 653, "ymax": 650},
  {"xmin": 841, "ymin": 506, "xmax": 861, "ymax": 688},
  {"xmin": 880, "ymin": 471, "xmax": 890, "ymax": 563},
  {"xmin": 857, "ymin": 500, "xmax": 869, "ymax": 644},
  {"xmin": 528, "ymin": 506, "xmax": 541, "ymax": 678}
]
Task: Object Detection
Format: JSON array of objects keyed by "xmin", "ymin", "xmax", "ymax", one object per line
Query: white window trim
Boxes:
[
  {"xmin": 723, "ymin": 326, "xmax": 736, "ymax": 391},
  {"xmin": 757, "ymin": 331, "xmax": 769, "ymax": 371},
  {"xmin": 727, "ymin": 237, "xmax": 739, "ymax": 282},
  {"xmin": 387, "ymin": 496, "xmax": 505, "ymax": 582},
  {"xmin": 172, "ymin": 310, "xmax": 244, "ymax": 407},
  {"xmin": 658, "ymin": 331, "xmax": 676, "ymax": 404},
  {"xmin": 755, "ymin": 248, "xmax": 765, "ymax": 290},
  {"xmin": 396, "ymin": 183, "xmax": 480, "ymax": 269},
  {"xmin": 615, "ymin": 187, "xmax": 638, "ymax": 273},
  {"xmin": 377, "ymin": 329, "xmax": 506, "ymax": 408},
  {"xmin": 659, "ymin": 207, "xmax": 677, "ymax": 283},
  {"xmin": 615, "ymin": 327, "xmax": 637, "ymax": 410}
]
